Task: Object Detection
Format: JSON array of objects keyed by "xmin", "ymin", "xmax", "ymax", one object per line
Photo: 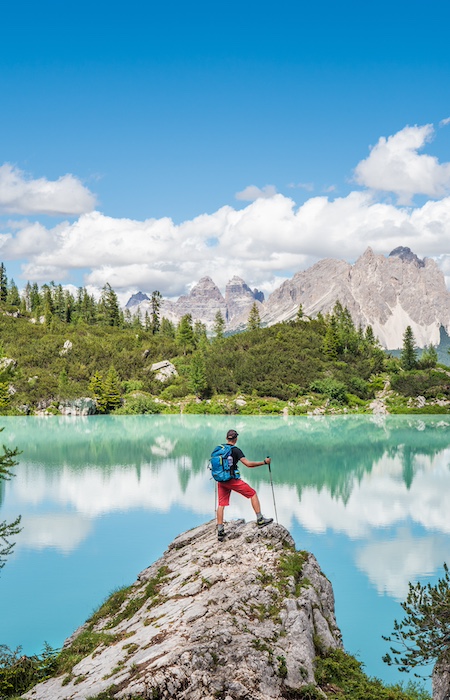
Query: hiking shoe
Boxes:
[
  {"xmin": 257, "ymin": 516, "xmax": 273, "ymax": 528},
  {"xmin": 217, "ymin": 527, "xmax": 225, "ymax": 542}
]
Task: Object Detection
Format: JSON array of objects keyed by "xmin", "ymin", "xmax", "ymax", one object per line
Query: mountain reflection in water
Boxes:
[{"xmin": 1, "ymin": 414, "xmax": 449, "ymax": 690}]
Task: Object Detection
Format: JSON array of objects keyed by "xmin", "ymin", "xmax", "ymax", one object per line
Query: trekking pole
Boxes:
[{"xmin": 266, "ymin": 456, "xmax": 278, "ymax": 524}]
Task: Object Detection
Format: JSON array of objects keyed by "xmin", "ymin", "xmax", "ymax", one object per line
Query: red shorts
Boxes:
[{"xmin": 217, "ymin": 478, "xmax": 256, "ymax": 506}]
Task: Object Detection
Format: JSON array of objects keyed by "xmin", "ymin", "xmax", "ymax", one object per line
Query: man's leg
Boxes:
[
  {"xmin": 217, "ymin": 504, "xmax": 225, "ymax": 525},
  {"xmin": 250, "ymin": 493, "xmax": 261, "ymax": 515},
  {"xmin": 251, "ymin": 491, "xmax": 273, "ymax": 528}
]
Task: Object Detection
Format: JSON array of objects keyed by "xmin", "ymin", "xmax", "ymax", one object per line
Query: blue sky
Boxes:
[{"xmin": 1, "ymin": 0, "xmax": 450, "ymax": 301}]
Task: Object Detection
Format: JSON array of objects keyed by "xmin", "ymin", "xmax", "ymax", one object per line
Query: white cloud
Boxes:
[
  {"xmin": 3, "ymin": 188, "xmax": 450, "ymax": 297},
  {"xmin": 354, "ymin": 124, "xmax": 450, "ymax": 204},
  {"xmin": 440, "ymin": 117, "xmax": 450, "ymax": 127},
  {"xmin": 0, "ymin": 163, "xmax": 96, "ymax": 215},
  {"xmin": 3, "ymin": 121, "xmax": 450, "ymax": 298},
  {"xmin": 235, "ymin": 184, "xmax": 277, "ymax": 201},
  {"xmin": 356, "ymin": 531, "xmax": 447, "ymax": 599}
]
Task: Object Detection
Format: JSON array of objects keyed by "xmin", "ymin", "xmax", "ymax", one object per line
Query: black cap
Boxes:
[{"xmin": 226, "ymin": 429, "xmax": 239, "ymax": 440}]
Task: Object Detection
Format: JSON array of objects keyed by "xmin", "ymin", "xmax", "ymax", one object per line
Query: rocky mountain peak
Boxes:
[
  {"xmin": 125, "ymin": 291, "xmax": 150, "ymax": 308},
  {"xmin": 225, "ymin": 276, "xmax": 265, "ymax": 323},
  {"xmin": 124, "ymin": 246, "xmax": 450, "ymax": 348},
  {"xmin": 26, "ymin": 520, "xmax": 342, "ymax": 700},
  {"xmin": 188, "ymin": 276, "xmax": 224, "ymax": 300},
  {"xmin": 389, "ymin": 246, "xmax": 425, "ymax": 267}
]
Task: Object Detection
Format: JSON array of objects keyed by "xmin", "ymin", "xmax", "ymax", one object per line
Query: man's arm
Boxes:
[{"xmin": 240, "ymin": 457, "xmax": 271, "ymax": 469}]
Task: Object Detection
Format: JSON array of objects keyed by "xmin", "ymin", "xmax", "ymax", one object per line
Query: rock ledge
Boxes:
[{"xmin": 26, "ymin": 520, "xmax": 342, "ymax": 700}]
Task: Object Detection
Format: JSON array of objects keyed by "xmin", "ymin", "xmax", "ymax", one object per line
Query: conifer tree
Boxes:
[
  {"xmin": 150, "ymin": 290, "xmax": 162, "ymax": 334},
  {"xmin": 103, "ymin": 366, "xmax": 122, "ymax": 412},
  {"xmin": 0, "ymin": 263, "xmax": 7, "ymax": 302},
  {"xmin": 247, "ymin": 302, "xmax": 261, "ymax": 331},
  {"xmin": 0, "ymin": 436, "xmax": 21, "ymax": 572},
  {"xmin": 383, "ymin": 562, "xmax": 450, "ymax": 677},
  {"xmin": 0, "ymin": 382, "xmax": 11, "ymax": 413},
  {"xmin": 400, "ymin": 326, "xmax": 417, "ymax": 370},
  {"xmin": 177, "ymin": 314, "xmax": 195, "ymax": 354},
  {"xmin": 420, "ymin": 344, "xmax": 438, "ymax": 369},
  {"xmin": 323, "ymin": 316, "xmax": 339, "ymax": 358},
  {"xmin": 213, "ymin": 310, "xmax": 225, "ymax": 340},
  {"xmin": 89, "ymin": 371, "xmax": 107, "ymax": 413},
  {"xmin": 99, "ymin": 283, "xmax": 121, "ymax": 327},
  {"xmin": 160, "ymin": 317, "xmax": 175, "ymax": 338},
  {"xmin": 6, "ymin": 279, "xmax": 20, "ymax": 307},
  {"xmin": 189, "ymin": 352, "xmax": 208, "ymax": 397}
]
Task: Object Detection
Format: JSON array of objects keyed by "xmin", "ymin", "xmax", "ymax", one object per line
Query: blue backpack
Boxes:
[{"xmin": 209, "ymin": 444, "xmax": 236, "ymax": 482}]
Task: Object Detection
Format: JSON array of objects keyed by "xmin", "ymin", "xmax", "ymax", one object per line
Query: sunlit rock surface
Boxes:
[
  {"xmin": 125, "ymin": 247, "xmax": 450, "ymax": 348},
  {"xmin": 25, "ymin": 520, "xmax": 342, "ymax": 700}
]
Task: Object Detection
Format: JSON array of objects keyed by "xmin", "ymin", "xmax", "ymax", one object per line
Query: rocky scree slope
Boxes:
[{"xmin": 26, "ymin": 520, "xmax": 342, "ymax": 700}]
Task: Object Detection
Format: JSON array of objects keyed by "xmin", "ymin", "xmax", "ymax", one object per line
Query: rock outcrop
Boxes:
[{"xmin": 25, "ymin": 520, "xmax": 342, "ymax": 700}]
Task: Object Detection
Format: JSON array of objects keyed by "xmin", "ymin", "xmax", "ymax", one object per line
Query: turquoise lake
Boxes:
[{"xmin": 1, "ymin": 414, "xmax": 449, "ymax": 691}]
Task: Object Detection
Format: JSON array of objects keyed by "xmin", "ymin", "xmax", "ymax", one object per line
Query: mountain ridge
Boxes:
[{"xmin": 126, "ymin": 247, "xmax": 450, "ymax": 349}]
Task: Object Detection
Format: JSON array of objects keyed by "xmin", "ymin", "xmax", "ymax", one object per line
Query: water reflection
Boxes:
[
  {"xmin": 2, "ymin": 414, "xmax": 450, "ymax": 689},
  {"xmin": 2, "ymin": 415, "xmax": 450, "ymax": 598}
]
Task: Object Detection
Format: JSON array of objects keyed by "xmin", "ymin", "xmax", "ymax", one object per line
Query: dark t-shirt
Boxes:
[{"xmin": 230, "ymin": 445, "xmax": 244, "ymax": 478}]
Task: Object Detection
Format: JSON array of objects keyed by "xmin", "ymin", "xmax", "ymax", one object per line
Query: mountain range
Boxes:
[{"xmin": 126, "ymin": 246, "xmax": 450, "ymax": 349}]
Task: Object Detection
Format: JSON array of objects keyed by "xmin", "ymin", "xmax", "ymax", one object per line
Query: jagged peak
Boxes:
[
  {"xmin": 389, "ymin": 246, "xmax": 425, "ymax": 268},
  {"xmin": 125, "ymin": 291, "xmax": 150, "ymax": 308}
]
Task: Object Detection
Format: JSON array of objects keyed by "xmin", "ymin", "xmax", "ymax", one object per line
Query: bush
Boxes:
[
  {"xmin": 309, "ymin": 378, "xmax": 348, "ymax": 404},
  {"xmin": 113, "ymin": 395, "xmax": 162, "ymax": 414}
]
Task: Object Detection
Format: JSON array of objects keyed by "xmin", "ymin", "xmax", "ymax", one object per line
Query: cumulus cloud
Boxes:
[
  {"xmin": 3, "ymin": 187, "xmax": 450, "ymax": 297},
  {"xmin": 354, "ymin": 124, "xmax": 450, "ymax": 204},
  {"xmin": 235, "ymin": 184, "xmax": 277, "ymax": 201},
  {"xmin": 0, "ymin": 163, "xmax": 96, "ymax": 215},
  {"xmin": 3, "ymin": 121, "xmax": 450, "ymax": 297}
]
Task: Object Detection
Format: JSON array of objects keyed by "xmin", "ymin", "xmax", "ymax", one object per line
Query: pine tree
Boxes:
[
  {"xmin": 247, "ymin": 302, "xmax": 261, "ymax": 331},
  {"xmin": 160, "ymin": 317, "xmax": 175, "ymax": 338},
  {"xmin": 150, "ymin": 290, "xmax": 162, "ymax": 334},
  {"xmin": 323, "ymin": 316, "xmax": 339, "ymax": 359},
  {"xmin": 0, "ymin": 382, "xmax": 10, "ymax": 414},
  {"xmin": 89, "ymin": 371, "xmax": 107, "ymax": 413},
  {"xmin": 103, "ymin": 366, "xmax": 122, "ymax": 412},
  {"xmin": 177, "ymin": 314, "xmax": 195, "ymax": 354},
  {"xmin": 189, "ymin": 352, "xmax": 208, "ymax": 397},
  {"xmin": 0, "ymin": 263, "xmax": 8, "ymax": 303},
  {"xmin": 213, "ymin": 310, "xmax": 225, "ymax": 340},
  {"xmin": 400, "ymin": 326, "xmax": 417, "ymax": 370},
  {"xmin": 383, "ymin": 562, "xmax": 450, "ymax": 677},
  {"xmin": 6, "ymin": 279, "xmax": 20, "ymax": 307},
  {"xmin": 0, "ymin": 436, "xmax": 21, "ymax": 571},
  {"xmin": 193, "ymin": 320, "xmax": 208, "ymax": 351},
  {"xmin": 420, "ymin": 344, "xmax": 438, "ymax": 369},
  {"xmin": 99, "ymin": 283, "xmax": 121, "ymax": 327}
]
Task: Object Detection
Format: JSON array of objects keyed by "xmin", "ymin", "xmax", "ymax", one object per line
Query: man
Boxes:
[{"xmin": 216, "ymin": 428, "xmax": 273, "ymax": 542}]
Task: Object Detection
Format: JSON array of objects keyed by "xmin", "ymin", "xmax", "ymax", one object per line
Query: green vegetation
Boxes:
[
  {"xmin": 0, "ymin": 642, "xmax": 58, "ymax": 698},
  {"xmin": 0, "ymin": 433, "xmax": 21, "ymax": 572},
  {"xmin": 383, "ymin": 562, "xmax": 450, "ymax": 676},
  {"xmin": 0, "ymin": 263, "xmax": 448, "ymax": 415},
  {"xmin": 314, "ymin": 648, "xmax": 430, "ymax": 700}
]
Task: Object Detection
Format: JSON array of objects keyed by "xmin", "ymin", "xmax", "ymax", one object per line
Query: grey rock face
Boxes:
[
  {"xmin": 126, "ymin": 291, "xmax": 150, "ymax": 308},
  {"xmin": 124, "ymin": 247, "xmax": 450, "ymax": 348},
  {"xmin": 150, "ymin": 360, "xmax": 178, "ymax": 382},
  {"xmin": 25, "ymin": 520, "xmax": 342, "ymax": 700},
  {"xmin": 58, "ymin": 398, "xmax": 97, "ymax": 416},
  {"xmin": 261, "ymin": 247, "xmax": 450, "ymax": 348},
  {"xmin": 225, "ymin": 276, "xmax": 265, "ymax": 324}
]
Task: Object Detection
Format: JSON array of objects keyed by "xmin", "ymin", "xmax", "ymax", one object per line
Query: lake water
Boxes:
[{"xmin": 1, "ymin": 414, "xmax": 449, "ymax": 692}]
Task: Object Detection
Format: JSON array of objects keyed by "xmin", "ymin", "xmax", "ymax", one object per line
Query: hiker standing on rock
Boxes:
[{"xmin": 215, "ymin": 429, "xmax": 273, "ymax": 542}]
